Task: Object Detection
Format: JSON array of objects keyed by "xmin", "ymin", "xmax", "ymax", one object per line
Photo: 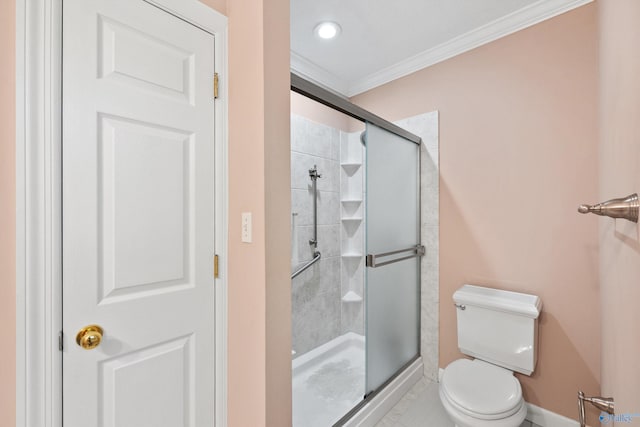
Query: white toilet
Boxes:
[{"xmin": 439, "ymin": 285, "xmax": 542, "ymax": 427}]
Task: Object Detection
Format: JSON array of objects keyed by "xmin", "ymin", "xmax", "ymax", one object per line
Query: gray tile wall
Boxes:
[
  {"xmin": 395, "ymin": 112, "xmax": 440, "ymax": 381},
  {"xmin": 291, "ymin": 115, "xmax": 343, "ymax": 356}
]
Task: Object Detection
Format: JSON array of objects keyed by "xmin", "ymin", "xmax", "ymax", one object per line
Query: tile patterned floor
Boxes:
[{"xmin": 374, "ymin": 377, "xmax": 539, "ymax": 427}]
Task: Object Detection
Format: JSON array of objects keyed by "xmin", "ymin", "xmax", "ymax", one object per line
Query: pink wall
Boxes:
[
  {"xmin": 352, "ymin": 4, "xmax": 600, "ymax": 420},
  {"xmin": 598, "ymin": 0, "xmax": 640, "ymax": 417},
  {"xmin": 226, "ymin": 0, "xmax": 267, "ymax": 422},
  {"xmin": 0, "ymin": 0, "xmax": 16, "ymax": 425},
  {"xmin": 262, "ymin": 0, "xmax": 291, "ymax": 425},
  {"xmin": 158, "ymin": 0, "xmax": 293, "ymax": 424},
  {"xmin": 3, "ymin": 0, "xmax": 626, "ymax": 425},
  {"xmin": 226, "ymin": 0, "xmax": 291, "ymax": 425}
]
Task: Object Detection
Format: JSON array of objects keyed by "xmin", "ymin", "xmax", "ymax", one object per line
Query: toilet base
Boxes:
[{"xmin": 439, "ymin": 384, "xmax": 527, "ymax": 427}]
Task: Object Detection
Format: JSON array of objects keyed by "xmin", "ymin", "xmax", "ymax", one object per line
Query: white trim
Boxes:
[
  {"xmin": 348, "ymin": 0, "xmax": 593, "ymax": 96},
  {"xmin": 290, "ymin": 51, "xmax": 350, "ymax": 98},
  {"xmin": 290, "ymin": 0, "xmax": 593, "ymax": 97},
  {"xmin": 15, "ymin": 1, "xmax": 229, "ymax": 426},
  {"xmin": 342, "ymin": 358, "xmax": 424, "ymax": 427},
  {"xmin": 213, "ymin": 21, "xmax": 230, "ymax": 427},
  {"xmin": 526, "ymin": 403, "xmax": 580, "ymax": 427},
  {"xmin": 144, "ymin": 0, "xmax": 227, "ymax": 35},
  {"xmin": 16, "ymin": 1, "xmax": 64, "ymax": 426}
]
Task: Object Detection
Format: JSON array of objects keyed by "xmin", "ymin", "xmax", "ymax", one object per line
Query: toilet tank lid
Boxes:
[{"xmin": 454, "ymin": 285, "xmax": 542, "ymax": 319}]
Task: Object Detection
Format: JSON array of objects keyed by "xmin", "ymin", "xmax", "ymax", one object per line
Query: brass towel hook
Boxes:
[{"xmin": 578, "ymin": 193, "xmax": 638, "ymax": 223}]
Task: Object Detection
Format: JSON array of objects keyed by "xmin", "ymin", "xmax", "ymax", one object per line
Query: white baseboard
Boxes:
[
  {"xmin": 526, "ymin": 403, "xmax": 580, "ymax": 427},
  {"xmin": 343, "ymin": 358, "xmax": 424, "ymax": 427},
  {"xmin": 438, "ymin": 368, "xmax": 580, "ymax": 427}
]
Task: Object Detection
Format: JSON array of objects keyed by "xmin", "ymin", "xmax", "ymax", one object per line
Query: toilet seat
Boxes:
[{"xmin": 440, "ymin": 359, "xmax": 523, "ymax": 420}]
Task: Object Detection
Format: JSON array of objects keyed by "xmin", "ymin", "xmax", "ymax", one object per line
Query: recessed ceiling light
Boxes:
[{"xmin": 314, "ymin": 22, "xmax": 341, "ymax": 40}]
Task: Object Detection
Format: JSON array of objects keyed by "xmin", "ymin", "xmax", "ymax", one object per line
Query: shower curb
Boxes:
[{"xmin": 341, "ymin": 358, "xmax": 424, "ymax": 427}]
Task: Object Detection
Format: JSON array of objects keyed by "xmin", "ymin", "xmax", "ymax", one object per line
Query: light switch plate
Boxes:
[{"xmin": 242, "ymin": 212, "xmax": 252, "ymax": 243}]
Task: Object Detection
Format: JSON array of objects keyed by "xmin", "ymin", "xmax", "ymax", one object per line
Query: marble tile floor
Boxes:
[{"xmin": 375, "ymin": 377, "xmax": 540, "ymax": 427}]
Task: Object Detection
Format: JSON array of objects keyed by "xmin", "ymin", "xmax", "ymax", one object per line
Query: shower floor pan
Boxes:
[{"xmin": 292, "ymin": 332, "xmax": 365, "ymax": 427}]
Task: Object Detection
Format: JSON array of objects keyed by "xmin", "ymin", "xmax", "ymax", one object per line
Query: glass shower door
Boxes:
[{"xmin": 365, "ymin": 122, "xmax": 421, "ymax": 394}]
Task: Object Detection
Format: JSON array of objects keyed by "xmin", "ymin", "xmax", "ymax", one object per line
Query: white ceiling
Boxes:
[{"xmin": 291, "ymin": 0, "xmax": 591, "ymax": 97}]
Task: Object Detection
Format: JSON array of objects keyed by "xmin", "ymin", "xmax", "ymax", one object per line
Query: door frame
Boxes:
[{"xmin": 14, "ymin": 1, "xmax": 228, "ymax": 426}]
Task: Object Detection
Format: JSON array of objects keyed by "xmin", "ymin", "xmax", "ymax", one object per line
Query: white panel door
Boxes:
[{"xmin": 62, "ymin": 1, "xmax": 216, "ymax": 426}]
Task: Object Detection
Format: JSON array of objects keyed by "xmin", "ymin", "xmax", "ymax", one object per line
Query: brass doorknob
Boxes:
[{"xmin": 76, "ymin": 325, "xmax": 103, "ymax": 350}]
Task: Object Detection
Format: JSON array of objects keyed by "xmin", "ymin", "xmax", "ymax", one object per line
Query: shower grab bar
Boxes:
[
  {"xmin": 292, "ymin": 165, "xmax": 323, "ymax": 280},
  {"xmin": 366, "ymin": 245, "xmax": 425, "ymax": 268},
  {"xmin": 291, "ymin": 251, "xmax": 321, "ymax": 279},
  {"xmin": 308, "ymin": 166, "xmax": 322, "ymax": 248}
]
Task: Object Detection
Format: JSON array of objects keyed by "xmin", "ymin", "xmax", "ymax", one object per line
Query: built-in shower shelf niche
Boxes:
[
  {"xmin": 341, "ymin": 217, "xmax": 363, "ymax": 236},
  {"xmin": 341, "ymin": 199, "xmax": 363, "ymax": 218},
  {"xmin": 340, "ymin": 162, "xmax": 362, "ymax": 176},
  {"xmin": 342, "ymin": 252, "xmax": 362, "ymax": 259},
  {"xmin": 341, "ymin": 217, "xmax": 363, "ymax": 223},
  {"xmin": 341, "ymin": 291, "xmax": 363, "ymax": 303},
  {"xmin": 340, "ymin": 198, "xmax": 363, "ymax": 205}
]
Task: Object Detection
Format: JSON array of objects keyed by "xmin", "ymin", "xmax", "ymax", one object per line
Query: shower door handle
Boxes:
[{"xmin": 366, "ymin": 245, "xmax": 425, "ymax": 268}]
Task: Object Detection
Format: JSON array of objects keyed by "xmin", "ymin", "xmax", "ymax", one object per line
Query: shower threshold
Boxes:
[{"xmin": 292, "ymin": 333, "xmax": 365, "ymax": 427}]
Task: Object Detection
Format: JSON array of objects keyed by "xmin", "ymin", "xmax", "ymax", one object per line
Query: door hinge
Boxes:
[
  {"xmin": 213, "ymin": 73, "xmax": 219, "ymax": 99},
  {"xmin": 58, "ymin": 331, "xmax": 64, "ymax": 351},
  {"xmin": 214, "ymin": 254, "xmax": 219, "ymax": 278}
]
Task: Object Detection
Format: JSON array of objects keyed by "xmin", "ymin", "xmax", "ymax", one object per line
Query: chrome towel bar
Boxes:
[{"xmin": 366, "ymin": 245, "xmax": 425, "ymax": 268}]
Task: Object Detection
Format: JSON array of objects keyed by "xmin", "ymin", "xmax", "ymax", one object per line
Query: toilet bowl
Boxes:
[
  {"xmin": 439, "ymin": 285, "xmax": 542, "ymax": 427},
  {"xmin": 439, "ymin": 359, "xmax": 527, "ymax": 427}
]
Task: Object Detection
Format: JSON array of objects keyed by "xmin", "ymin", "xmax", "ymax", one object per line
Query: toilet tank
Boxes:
[{"xmin": 454, "ymin": 285, "xmax": 542, "ymax": 376}]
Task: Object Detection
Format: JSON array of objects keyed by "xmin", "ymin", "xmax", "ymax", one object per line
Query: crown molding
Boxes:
[
  {"xmin": 290, "ymin": 51, "xmax": 350, "ymax": 97},
  {"xmin": 290, "ymin": 0, "xmax": 594, "ymax": 98},
  {"xmin": 347, "ymin": 0, "xmax": 593, "ymax": 96}
]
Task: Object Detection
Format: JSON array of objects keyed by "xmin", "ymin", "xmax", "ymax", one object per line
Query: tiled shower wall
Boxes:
[
  {"xmin": 395, "ymin": 111, "xmax": 440, "ymax": 380},
  {"xmin": 291, "ymin": 115, "xmax": 367, "ymax": 357},
  {"xmin": 291, "ymin": 115, "xmax": 343, "ymax": 356}
]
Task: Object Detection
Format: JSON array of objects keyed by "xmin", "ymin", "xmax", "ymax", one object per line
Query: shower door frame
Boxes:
[
  {"xmin": 291, "ymin": 73, "xmax": 424, "ymax": 426},
  {"xmin": 291, "ymin": 74, "xmax": 421, "ymax": 145},
  {"xmin": 363, "ymin": 121, "xmax": 423, "ymax": 397}
]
